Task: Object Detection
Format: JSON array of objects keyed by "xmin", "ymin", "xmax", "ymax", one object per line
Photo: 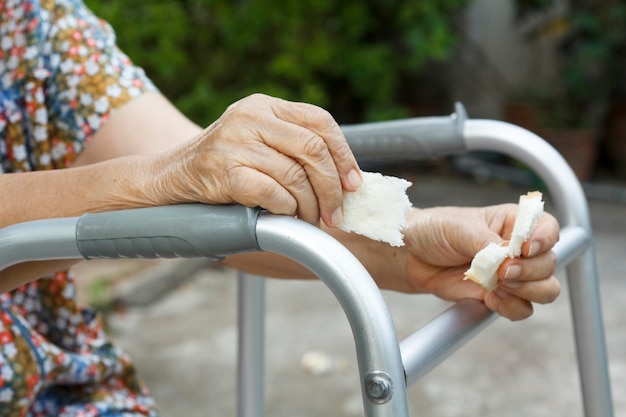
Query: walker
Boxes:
[{"xmin": 0, "ymin": 104, "xmax": 613, "ymax": 417}]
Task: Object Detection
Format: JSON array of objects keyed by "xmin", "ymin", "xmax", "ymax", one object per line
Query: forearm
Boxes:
[
  {"xmin": 0, "ymin": 156, "xmax": 159, "ymax": 228},
  {"xmin": 0, "ymin": 261, "xmax": 78, "ymax": 293},
  {"xmin": 222, "ymin": 223, "xmax": 411, "ymax": 292},
  {"xmin": 0, "ymin": 156, "xmax": 162, "ymax": 290}
]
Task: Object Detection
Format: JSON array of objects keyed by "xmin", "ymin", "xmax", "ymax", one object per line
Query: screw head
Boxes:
[{"xmin": 364, "ymin": 371, "xmax": 393, "ymax": 404}]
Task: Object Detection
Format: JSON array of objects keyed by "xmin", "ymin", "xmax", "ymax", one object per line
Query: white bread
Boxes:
[
  {"xmin": 340, "ymin": 171, "xmax": 412, "ymax": 247},
  {"xmin": 463, "ymin": 242, "xmax": 509, "ymax": 292},
  {"xmin": 507, "ymin": 191, "xmax": 545, "ymax": 257},
  {"xmin": 464, "ymin": 191, "xmax": 544, "ymax": 291}
]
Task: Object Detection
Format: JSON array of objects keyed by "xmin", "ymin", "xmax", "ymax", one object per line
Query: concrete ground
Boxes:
[{"xmin": 74, "ymin": 168, "xmax": 626, "ymax": 417}]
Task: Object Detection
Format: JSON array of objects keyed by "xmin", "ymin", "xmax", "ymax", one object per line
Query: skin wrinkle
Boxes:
[
  {"xmin": 261, "ymin": 95, "xmax": 356, "ymax": 189},
  {"xmin": 230, "ymin": 141, "xmax": 310, "ymax": 216},
  {"xmin": 212, "ymin": 99, "xmax": 343, "ymax": 225},
  {"xmin": 260, "ymin": 128, "xmax": 340, "ymax": 224}
]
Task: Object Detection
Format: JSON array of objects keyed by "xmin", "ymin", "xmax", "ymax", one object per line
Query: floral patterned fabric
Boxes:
[{"xmin": 0, "ymin": 0, "xmax": 160, "ymax": 415}]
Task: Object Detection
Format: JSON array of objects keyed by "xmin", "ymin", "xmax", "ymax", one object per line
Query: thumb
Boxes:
[
  {"xmin": 407, "ymin": 206, "xmax": 507, "ymax": 266},
  {"xmin": 454, "ymin": 224, "xmax": 506, "ymax": 260}
]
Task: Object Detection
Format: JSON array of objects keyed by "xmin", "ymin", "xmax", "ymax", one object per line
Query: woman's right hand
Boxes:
[{"xmin": 144, "ymin": 93, "xmax": 363, "ymax": 228}]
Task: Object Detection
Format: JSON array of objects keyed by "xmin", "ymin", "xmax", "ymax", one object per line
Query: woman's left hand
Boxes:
[{"xmin": 400, "ymin": 204, "xmax": 560, "ymax": 321}]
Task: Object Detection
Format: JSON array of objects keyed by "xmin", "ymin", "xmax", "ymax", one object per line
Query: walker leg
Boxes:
[
  {"xmin": 568, "ymin": 249, "xmax": 614, "ymax": 417},
  {"xmin": 237, "ymin": 273, "xmax": 266, "ymax": 417}
]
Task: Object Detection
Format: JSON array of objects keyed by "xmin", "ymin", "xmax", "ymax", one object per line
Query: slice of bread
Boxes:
[
  {"xmin": 463, "ymin": 242, "xmax": 510, "ymax": 292},
  {"xmin": 508, "ymin": 191, "xmax": 545, "ymax": 257},
  {"xmin": 464, "ymin": 191, "xmax": 544, "ymax": 291},
  {"xmin": 340, "ymin": 171, "xmax": 412, "ymax": 247}
]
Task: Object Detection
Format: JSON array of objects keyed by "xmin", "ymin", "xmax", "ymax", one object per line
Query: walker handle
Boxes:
[
  {"xmin": 341, "ymin": 102, "xmax": 468, "ymax": 160},
  {"xmin": 76, "ymin": 204, "xmax": 260, "ymax": 260}
]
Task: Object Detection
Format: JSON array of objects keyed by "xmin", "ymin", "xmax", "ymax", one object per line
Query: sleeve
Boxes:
[{"xmin": 41, "ymin": 0, "xmax": 159, "ymax": 160}]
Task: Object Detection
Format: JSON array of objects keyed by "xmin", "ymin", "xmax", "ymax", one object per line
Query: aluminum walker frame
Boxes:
[{"xmin": 0, "ymin": 104, "xmax": 614, "ymax": 417}]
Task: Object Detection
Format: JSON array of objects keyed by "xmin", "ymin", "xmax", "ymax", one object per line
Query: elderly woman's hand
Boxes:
[
  {"xmin": 145, "ymin": 93, "xmax": 362, "ymax": 227},
  {"xmin": 401, "ymin": 204, "xmax": 560, "ymax": 321}
]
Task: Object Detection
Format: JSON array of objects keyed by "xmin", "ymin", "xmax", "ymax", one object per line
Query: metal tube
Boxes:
[
  {"xmin": 255, "ymin": 213, "xmax": 409, "ymax": 417},
  {"xmin": 463, "ymin": 120, "xmax": 588, "ymax": 228},
  {"xmin": 555, "ymin": 226, "xmax": 590, "ymax": 269},
  {"xmin": 237, "ymin": 273, "xmax": 266, "ymax": 417},
  {"xmin": 0, "ymin": 217, "xmax": 81, "ymax": 270},
  {"xmin": 400, "ymin": 299, "xmax": 496, "ymax": 386},
  {"xmin": 464, "ymin": 120, "xmax": 614, "ymax": 417}
]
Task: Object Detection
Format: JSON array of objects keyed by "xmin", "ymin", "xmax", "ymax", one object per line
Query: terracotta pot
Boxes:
[
  {"xmin": 536, "ymin": 127, "xmax": 597, "ymax": 181},
  {"xmin": 502, "ymin": 101, "xmax": 540, "ymax": 132},
  {"xmin": 502, "ymin": 101, "xmax": 598, "ymax": 181}
]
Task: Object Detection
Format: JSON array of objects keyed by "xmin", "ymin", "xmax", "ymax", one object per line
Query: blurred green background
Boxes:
[
  {"xmin": 83, "ymin": 0, "xmax": 626, "ymax": 180},
  {"xmin": 84, "ymin": 0, "xmax": 468, "ymax": 125}
]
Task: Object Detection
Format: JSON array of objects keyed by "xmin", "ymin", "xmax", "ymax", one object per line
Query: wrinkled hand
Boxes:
[
  {"xmin": 402, "ymin": 204, "xmax": 560, "ymax": 321},
  {"xmin": 148, "ymin": 93, "xmax": 362, "ymax": 227}
]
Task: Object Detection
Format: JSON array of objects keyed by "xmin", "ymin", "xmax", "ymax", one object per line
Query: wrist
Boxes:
[{"xmin": 87, "ymin": 154, "xmax": 173, "ymax": 210}]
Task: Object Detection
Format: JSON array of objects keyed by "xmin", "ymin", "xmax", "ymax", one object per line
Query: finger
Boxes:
[
  {"xmin": 227, "ymin": 166, "xmax": 298, "ymax": 216},
  {"xmin": 267, "ymin": 96, "xmax": 363, "ymax": 192},
  {"xmin": 522, "ymin": 212, "xmax": 560, "ymax": 257},
  {"xmin": 419, "ymin": 267, "xmax": 486, "ymax": 301},
  {"xmin": 499, "ymin": 276, "xmax": 561, "ymax": 305},
  {"xmin": 253, "ymin": 116, "xmax": 345, "ymax": 227},
  {"xmin": 484, "ymin": 289, "xmax": 534, "ymax": 321},
  {"xmin": 499, "ymin": 250, "xmax": 557, "ymax": 282},
  {"xmin": 238, "ymin": 145, "xmax": 321, "ymax": 225}
]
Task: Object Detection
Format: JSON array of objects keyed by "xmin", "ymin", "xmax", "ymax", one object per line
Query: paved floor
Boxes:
[{"xmin": 75, "ymin": 169, "xmax": 626, "ymax": 417}]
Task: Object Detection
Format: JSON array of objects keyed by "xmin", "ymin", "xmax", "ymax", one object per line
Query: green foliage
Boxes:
[
  {"xmin": 512, "ymin": 0, "xmax": 626, "ymax": 129},
  {"xmin": 556, "ymin": 3, "xmax": 626, "ymax": 128},
  {"xmin": 85, "ymin": 0, "xmax": 467, "ymax": 124}
]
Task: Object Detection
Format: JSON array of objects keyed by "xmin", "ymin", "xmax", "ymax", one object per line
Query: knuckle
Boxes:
[
  {"xmin": 290, "ymin": 102, "xmax": 337, "ymax": 132},
  {"xmin": 283, "ymin": 162, "xmax": 309, "ymax": 191},
  {"xmin": 227, "ymin": 167, "xmax": 294, "ymax": 213},
  {"xmin": 310, "ymin": 106, "xmax": 335, "ymax": 128},
  {"xmin": 227, "ymin": 94, "xmax": 267, "ymax": 115},
  {"xmin": 296, "ymin": 102, "xmax": 329, "ymax": 120},
  {"xmin": 247, "ymin": 92, "xmax": 269, "ymax": 105},
  {"xmin": 258, "ymin": 182, "xmax": 285, "ymax": 206},
  {"xmin": 301, "ymin": 133, "xmax": 329, "ymax": 161}
]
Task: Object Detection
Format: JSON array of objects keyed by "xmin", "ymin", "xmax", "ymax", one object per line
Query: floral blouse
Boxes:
[{"xmin": 1, "ymin": 0, "xmax": 160, "ymax": 416}]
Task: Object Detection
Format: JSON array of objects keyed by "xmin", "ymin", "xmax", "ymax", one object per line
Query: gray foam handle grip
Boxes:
[
  {"xmin": 76, "ymin": 204, "xmax": 260, "ymax": 261},
  {"xmin": 341, "ymin": 102, "xmax": 468, "ymax": 160}
]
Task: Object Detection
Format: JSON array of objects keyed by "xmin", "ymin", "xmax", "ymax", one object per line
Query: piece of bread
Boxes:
[
  {"xmin": 464, "ymin": 191, "xmax": 544, "ymax": 291},
  {"xmin": 463, "ymin": 242, "xmax": 509, "ymax": 292},
  {"xmin": 507, "ymin": 191, "xmax": 545, "ymax": 257},
  {"xmin": 340, "ymin": 171, "xmax": 412, "ymax": 247}
]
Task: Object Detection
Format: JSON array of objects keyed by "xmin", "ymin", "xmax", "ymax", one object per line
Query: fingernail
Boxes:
[
  {"xmin": 504, "ymin": 265, "xmax": 521, "ymax": 280},
  {"xmin": 331, "ymin": 207, "xmax": 343, "ymax": 227},
  {"xmin": 347, "ymin": 169, "xmax": 362, "ymax": 190},
  {"xmin": 502, "ymin": 280, "xmax": 522, "ymax": 289},
  {"xmin": 527, "ymin": 242, "xmax": 540, "ymax": 257}
]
